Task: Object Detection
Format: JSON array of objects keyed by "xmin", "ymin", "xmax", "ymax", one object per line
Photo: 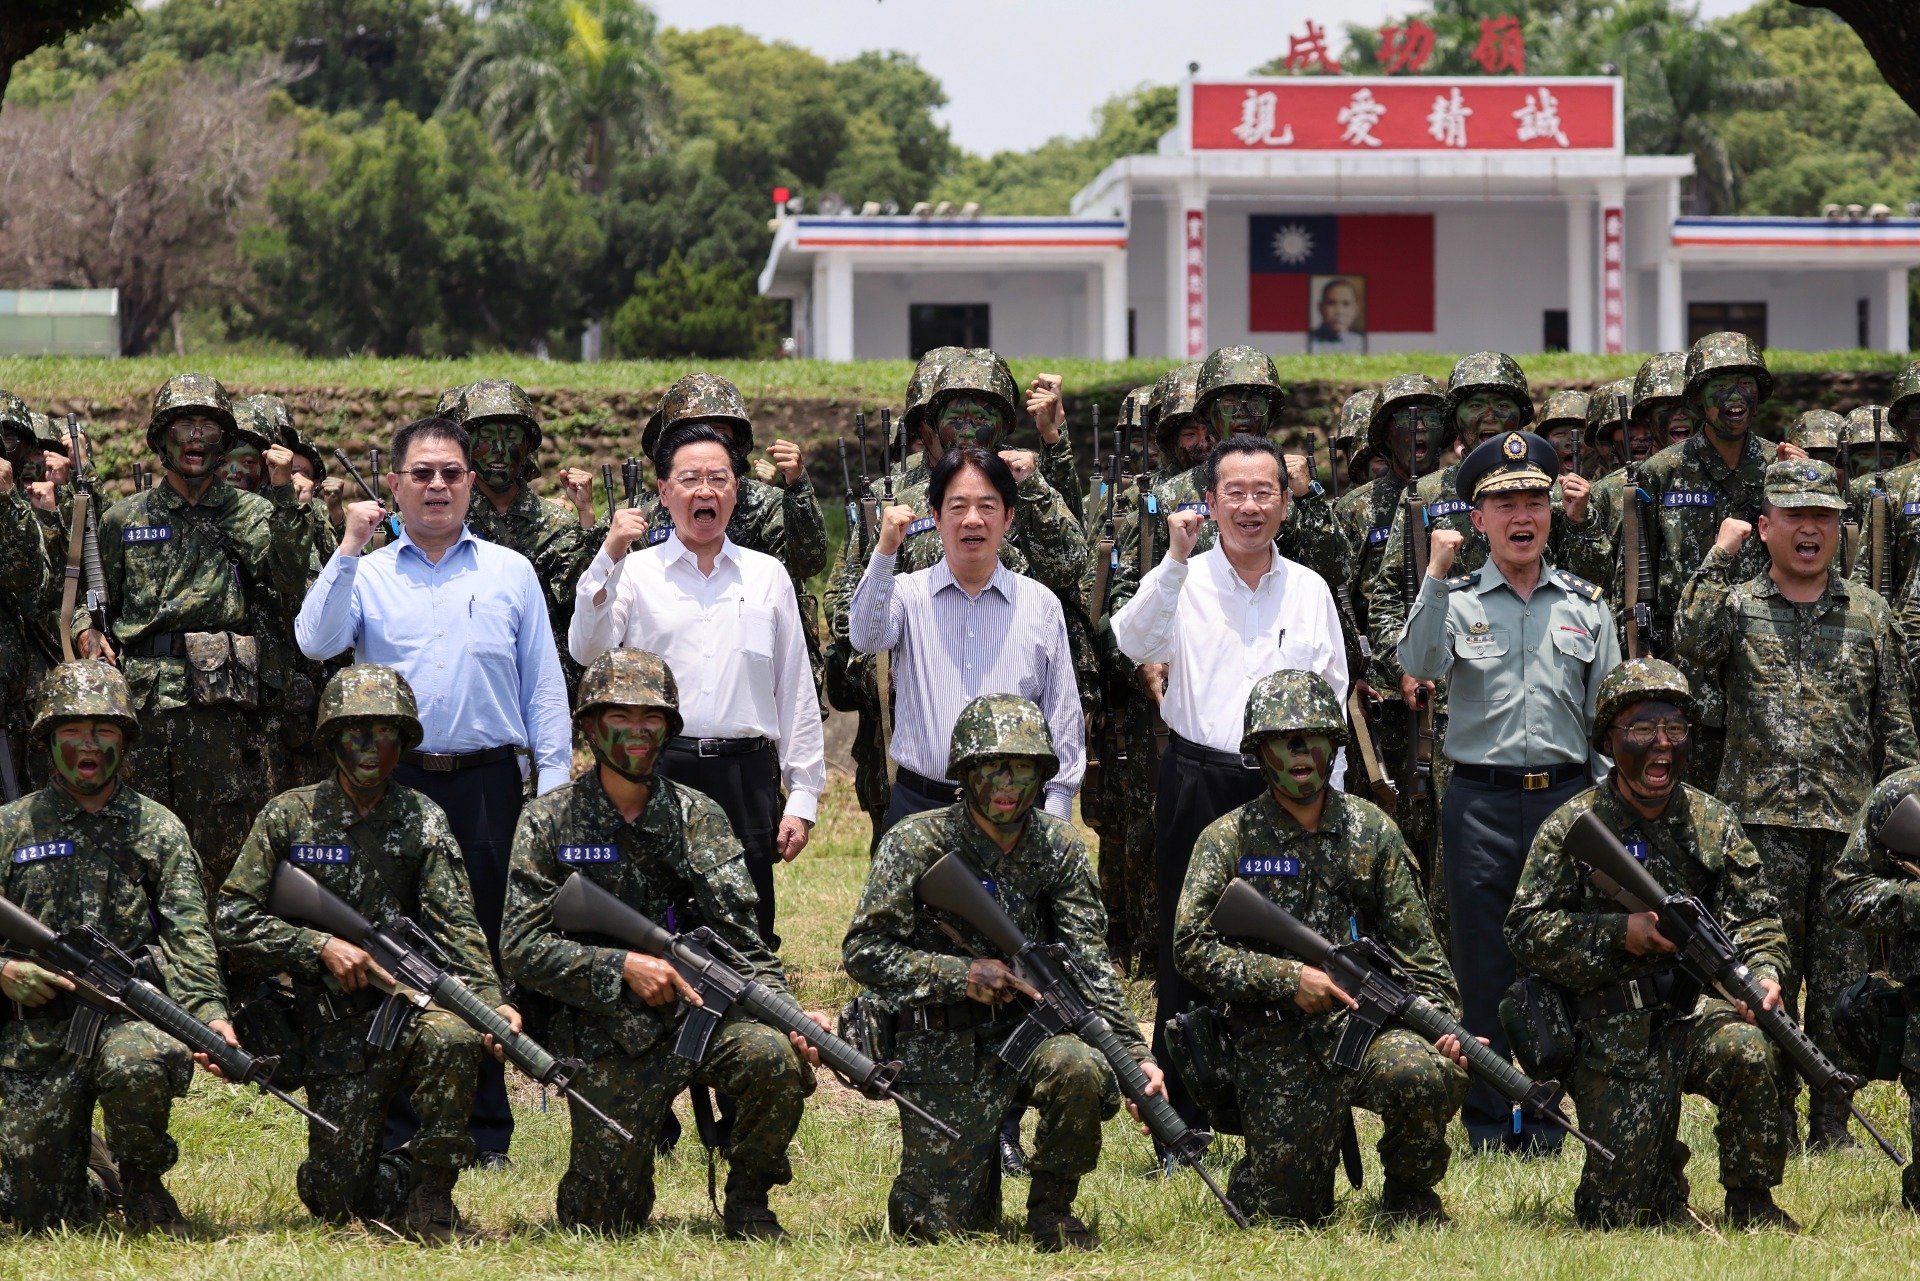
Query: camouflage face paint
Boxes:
[
  {"xmin": 50, "ymin": 719, "xmax": 123, "ymax": 798},
  {"xmin": 1699, "ymin": 373, "xmax": 1759, "ymax": 441},
  {"xmin": 1210, "ymin": 392, "xmax": 1273, "ymax": 437},
  {"xmin": 1609, "ymin": 700, "xmax": 1689, "ymax": 810},
  {"xmin": 936, "ymin": 395, "xmax": 1007, "ymax": 450},
  {"xmin": 1659, "ymin": 403, "xmax": 1694, "ymax": 445},
  {"xmin": 962, "ymin": 756, "xmax": 1044, "ymax": 830},
  {"xmin": 590, "ymin": 707, "xmax": 669, "ymax": 782},
  {"xmin": 1457, "ymin": 393, "xmax": 1522, "ymax": 441},
  {"xmin": 221, "ymin": 443, "xmax": 264, "ymax": 492},
  {"xmin": 470, "ymin": 419, "xmax": 531, "ymax": 489},
  {"xmin": 1387, "ymin": 404, "xmax": 1445, "ymax": 476},
  {"xmin": 162, "ymin": 416, "xmax": 226, "ymax": 478},
  {"xmin": 1258, "ymin": 732, "xmax": 1333, "ymax": 803},
  {"xmin": 334, "ymin": 722, "xmax": 401, "ymax": 793},
  {"xmin": 1171, "ymin": 419, "xmax": 1216, "ymax": 470}
]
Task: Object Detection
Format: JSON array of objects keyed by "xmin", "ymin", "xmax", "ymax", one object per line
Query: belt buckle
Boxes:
[
  {"xmin": 1521, "ymin": 770, "xmax": 1550, "ymax": 791},
  {"xmin": 1627, "ymin": 980, "xmax": 1648, "ymax": 1011},
  {"xmin": 1240, "ymin": 752, "xmax": 1260, "ymax": 770},
  {"xmin": 419, "ymin": 751, "xmax": 457, "ymax": 772},
  {"xmin": 697, "ymin": 738, "xmax": 722, "ymax": 758}
]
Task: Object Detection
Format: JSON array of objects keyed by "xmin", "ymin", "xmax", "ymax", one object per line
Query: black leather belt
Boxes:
[
  {"xmin": 1226, "ymin": 1003, "xmax": 1301, "ymax": 1034},
  {"xmin": 1170, "ymin": 731, "xmax": 1260, "ymax": 772},
  {"xmin": 895, "ymin": 767, "xmax": 959, "ymax": 804},
  {"xmin": 895, "ymin": 999, "xmax": 1015, "ymax": 1034},
  {"xmin": 1575, "ymin": 969, "xmax": 1680, "ymax": 1021},
  {"xmin": 400, "ymin": 745, "xmax": 517, "ymax": 772},
  {"xmin": 127, "ymin": 631, "xmax": 252, "ymax": 659},
  {"xmin": 1451, "ymin": 761, "xmax": 1587, "ymax": 791},
  {"xmin": 667, "ymin": 735, "xmax": 772, "ymax": 759}
]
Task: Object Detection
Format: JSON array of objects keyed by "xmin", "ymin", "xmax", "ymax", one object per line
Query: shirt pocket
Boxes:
[
  {"xmin": 736, "ymin": 601, "xmax": 778, "ymax": 662},
  {"xmin": 1449, "ymin": 629, "xmax": 1512, "ymax": 703},
  {"xmin": 1549, "ymin": 625, "xmax": 1597, "ymax": 663}
]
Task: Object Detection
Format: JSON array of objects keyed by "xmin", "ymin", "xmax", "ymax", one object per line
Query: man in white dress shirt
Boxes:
[
  {"xmin": 570, "ymin": 423, "xmax": 824, "ymax": 949},
  {"xmin": 1112, "ymin": 432, "xmax": 1349, "ymax": 1136}
]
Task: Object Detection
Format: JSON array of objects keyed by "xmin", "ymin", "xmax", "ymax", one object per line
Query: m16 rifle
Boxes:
[{"xmin": 1868, "ymin": 407, "xmax": 1893, "ymax": 598}]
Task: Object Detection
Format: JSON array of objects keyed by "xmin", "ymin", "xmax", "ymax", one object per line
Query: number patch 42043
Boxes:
[{"xmin": 1237, "ymin": 856, "xmax": 1300, "ymax": 878}]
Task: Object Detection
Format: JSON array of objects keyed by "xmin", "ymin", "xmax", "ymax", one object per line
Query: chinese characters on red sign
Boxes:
[
  {"xmin": 1190, "ymin": 80, "xmax": 1619, "ymax": 152},
  {"xmin": 1283, "ymin": 20, "xmax": 1342, "ymax": 74},
  {"xmin": 1602, "ymin": 206, "xmax": 1625, "ymax": 354},
  {"xmin": 1183, "ymin": 208, "xmax": 1207, "ymax": 358},
  {"xmin": 1376, "ymin": 20, "xmax": 1435, "ymax": 74},
  {"xmin": 1473, "ymin": 15, "xmax": 1527, "ymax": 75}
]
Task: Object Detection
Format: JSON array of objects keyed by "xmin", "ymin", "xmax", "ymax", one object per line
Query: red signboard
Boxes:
[
  {"xmin": 1187, "ymin": 78, "xmax": 1619, "ymax": 153},
  {"xmin": 1601, "ymin": 206, "xmax": 1625, "ymax": 354},
  {"xmin": 1183, "ymin": 207, "xmax": 1207, "ymax": 358}
]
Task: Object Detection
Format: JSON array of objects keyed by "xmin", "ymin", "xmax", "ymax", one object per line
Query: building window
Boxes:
[
  {"xmin": 1687, "ymin": 302, "xmax": 1766, "ymax": 349},
  {"xmin": 1542, "ymin": 310, "xmax": 1568, "ymax": 353},
  {"xmin": 909, "ymin": 304, "xmax": 989, "ymax": 359}
]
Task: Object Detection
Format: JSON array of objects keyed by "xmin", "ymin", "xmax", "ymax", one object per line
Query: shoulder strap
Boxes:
[{"xmin": 173, "ymin": 501, "xmax": 254, "ymax": 592}]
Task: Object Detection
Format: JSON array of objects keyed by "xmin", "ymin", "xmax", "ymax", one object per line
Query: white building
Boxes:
[{"xmin": 760, "ymin": 75, "xmax": 1919, "ymax": 361}]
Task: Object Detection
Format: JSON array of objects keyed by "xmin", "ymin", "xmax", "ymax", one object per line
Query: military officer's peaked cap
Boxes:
[{"xmin": 1457, "ymin": 430, "xmax": 1557, "ymax": 503}]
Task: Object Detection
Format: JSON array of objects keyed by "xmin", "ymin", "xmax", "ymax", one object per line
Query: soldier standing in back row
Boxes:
[{"xmin": 0, "ymin": 395, "xmax": 51, "ymax": 798}]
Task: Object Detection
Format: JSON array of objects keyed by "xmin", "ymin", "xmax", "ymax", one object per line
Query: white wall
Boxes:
[
  {"xmin": 1682, "ymin": 267, "xmax": 1888, "ymax": 351},
  {"xmin": 850, "ymin": 269, "xmax": 1092, "ymax": 359},
  {"xmin": 1128, "ymin": 200, "xmax": 1169, "ymax": 358}
]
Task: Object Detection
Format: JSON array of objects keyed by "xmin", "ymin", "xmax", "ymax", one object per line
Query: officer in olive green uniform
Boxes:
[
  {"xmin": 1509, "ymin": 659, "xmax": 1797, "ymax": 1231},
  {"xmin": 1673, "ymin": 458, "xmax": 1917, "ymax": 1148},
  {"xmin": 80, "ymin": 374, "xmax": 313, "ymax": 892},
  {"xmin": 843, "ymin": 694, "xmax": 1150, "ymax": 1250},
  {"xmin": 0, "ymin": 662, "xmax": 232, "ymax": 1234},
  {"xmin": 0, "ymin": 395, "xmax": 51, "ymax": 799},
  {"xmin": 1174, "ymin": 670, "xmax": 1467, "ymax": 1225}
]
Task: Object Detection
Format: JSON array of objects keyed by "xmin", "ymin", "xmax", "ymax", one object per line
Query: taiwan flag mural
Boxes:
[{"xmin": 1248, "ymin": 213, "xmax": 1435, "ymax": 338}]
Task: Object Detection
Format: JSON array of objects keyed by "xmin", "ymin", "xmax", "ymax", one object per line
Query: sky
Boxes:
[{"xmin": 649, "ymin": 0, "xmax": 1764, "ymax": 156}]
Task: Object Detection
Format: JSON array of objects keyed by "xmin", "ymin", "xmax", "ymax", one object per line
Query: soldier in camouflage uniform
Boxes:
[
  {"xmin": 0, "ymin": 395, "xmax": 52, "ymax": 798},
  {"xmin": 1876, "ymin": 363, "xmax": 1920, "ymax": 609},
  {"xmin": 843, "ymin": 694, "xmax": 1150, "ymax": 1249},
  {"xmin": 77, "ymin": 373, "xmax": 312, "ymax": 893},
  {"xmin": 1672, "ymin": 458, "xmax": 1917, "ymax": 1148},
  {"xmin": 1508, "ymin": 659, "xmax": 1798, "ymax": 1231},
  {"xmin": 1785, "ymin": 410, "xmax": 1843, "ymax": 467},
  {"xmin": 252, "ymin": 394, "xmax": 338, "ymax": 788},
  {"xmin": 1836, "ymin": 408, "xmax": 1910, "ymax": 592},
  {"xmin": 217, "ymin": 664, "xmax": 501, "ymax": 1241},
  {"xmin": 500, "ymin": 648, "xmax": 811, "ymax": 1239},
  {"xmin": 1173, "ymin": 670, "xmax": 1468, "ymax": 1225},
  {"xmin": 0, "ymin": 662, "xmax": 234, "ymax": 1234},
  {"xmin": 221, "ymin": 397, "xmax": 302, "ymax": 796},
  {"xmin": 1539, "ymin": 388, "xmax": 1590, "ymax": 478}
]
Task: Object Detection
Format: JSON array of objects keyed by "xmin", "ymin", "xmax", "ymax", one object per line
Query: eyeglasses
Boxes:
[
  {"xmin": 169, "ymin": 421, "xmax": 224, "ymax": 441},
  {"xmin": 403, "ymin": 464, "xmax": 471, "ymax": 485},
  {"xmin": 1613, "ymin": 718, "xmax": 1691, "ymax": 748},
  {"xmin": 670, "ymin": 470, "xmax": 736, "ymax": 490},
  {"xmin": 1217, "ymin": 487, "xmax": 1283, "ymax": 507}
]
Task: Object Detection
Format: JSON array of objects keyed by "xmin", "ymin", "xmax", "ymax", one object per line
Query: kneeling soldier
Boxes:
[
  {"xmin": 1507, "ymin": 658, "xmax": 1798, "ymax": 1231},
  {"xmin": 842, "ymin": 693, "xmax": 1160, "ymax": 1250},
  {"xmin": 499, "ymin": 648, "xmax": 813, "ymax": 1239},
  {"xmin": 0, "ymin": 662, "xmax": 236, "ymax": 1233},
  {"xmin": 218, "ymin": 664, "xmax": 508, "ymax": 1241},
  {"xmin": 1174, "ymin": 670, "xmax": 1468, "ymax": 1225}
]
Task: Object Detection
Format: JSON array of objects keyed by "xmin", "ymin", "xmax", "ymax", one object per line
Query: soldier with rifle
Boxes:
[{"xmin": 0, "ymin": 394, "xmax": 51, "ymax": 800}]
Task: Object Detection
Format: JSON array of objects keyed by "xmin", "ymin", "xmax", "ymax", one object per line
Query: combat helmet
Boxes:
[
  {"xmin": 1194, "ymin": 345, "xmax": 1283, "ymax": 428},
  {"xmin": 1844, "ymin": 405, "xmax": 1900, "ymax": 456},
  {"xmin": 1582, "ymin": 380, "xmax": 1634, "ymax": 448},
  {"xmin": 31, "ymin": 661, "xmax": 140, "ymax": 744},
  {"xmin": 228, "ymin": 396, "xmax": 273, "ymax": 453},
  {"xmin": 1591, "ymin": 658, "xmax": 1694, "ymax": 756},
  {"xmin": 314, "ymin": 664, "xmax": 424, "ymax": 753},
  {"xmin": 1788, "ymin": 410, "xmax": 1845, "ymax": 457},
  {"xmin": 146, "ymin": 372, "xmax": 237, "ymax": 453},
  {"xmin": 1240, "ymin": 669, "xmax": 1349, "ymax": 755},
  {"xmin": 1118, "ymin": 384, "xmax": 1155, "ymax": 458},
  {"xmin": 574, "ymin": 647, "xmax": 685, "ymax": 741},
  {"xmin": 434, "ymin": 383, "xmax": 473, "ymax": 419},
  {"xmin": 643, "ymin": 373, "xmax": 752, "ymax": 460},
  {"xmin": 1539, "ymin": 390, "xmax": 1590, "ymax": 433},
  {"xmin": 1888, "ymin": 360, "xmax": 1920, "ymax": 425},
  {"xmin": 1445, "ymin": 352, "xmax": 1535, "ymax": 431},
  {"xmin": 902, "ymin": 347, "xmax": 966, "ymax": 447},
  {"xmin": 1631, "ymin": 352, "xmax": 1689, "ymax": 427},
  {"xmin": 250, "ymin": 393, "xmax": 327, "ymax": 481},
  {"xmin": 947, "ymin": 693, "xmax": 1059, "ymax": 783},
  {"xmin": 1683, "ymin": 331, "xmax": 1773, "ymax": 405},
  {"xmin": 1335, "ymin": 388, "xmax": 1379, "ymax": 451},
  {"xmin": 1366, "ymin": 372, "xmax": 1447, "ymax": 453},
  {"xmin": 1152, "ymin": 362, "xmax": 1207, "ymax": 453},
  {"xmin": 452, "ymin": 380, "xmax": 545, "ymax": 479},
  {"xmin": 923, "ymin": 349, "xmax": 1020, "ymax": 440},
  {"xmin": 0, "ymin": 391, "xmax": 33, "ymax": 451}
]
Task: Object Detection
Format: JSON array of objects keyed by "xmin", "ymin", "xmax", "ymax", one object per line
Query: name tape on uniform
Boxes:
[
  {"xmin": 1662, "ymin": 491, "xmax": 1715, "ymax": 509},
  {"xmin": 289, "ymin": 844, "xmax": 351, "ymax": 865},
  {"xmin": 1429, "ymin": 499, "xmax": 1471, "ymax": 519},
  {"xmin": 1237, "ymin": 856, "xmax": 1300, "ymax": 878},
  {"xmin": 558, "ymin": 844, "xmax": 620, "ymax": 865},
  {"xmin": 123, "ymin": 526, "xmax": 171, "ymax": 544},
  {"xmin": 11, "ymin": 840, "xmax": 75, "ymax": 865},
  {"xmin": 1367, "ymin": 525, "xmax": 1391, "ymax": 545},
  {"xmin": 1625, "ymin": 839, "xmax": 1649, "ymax": 863},
  {"xmin": 905, "ymin": 516, "xmax": 937, "ymax": 538}
]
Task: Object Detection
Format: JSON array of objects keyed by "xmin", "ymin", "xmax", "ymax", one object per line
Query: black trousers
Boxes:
[
  {"xmin": 1440, "ymin": 769, "xmax": 1585, "ymax": 1151},
  {"xmin": 655, "ymin": 741, "xmax": 783, "ymax": 950},
  {"xmin": 1153, "ymin": 736, "xmax": 1265, "ymax": 1130},
  {"xmin": 384, "ymin": 756, "xmax": 522, "ymax": 1158},
  {"xmin": 881, "ymin": 771, "xmax": 959, "ymax": 837}
]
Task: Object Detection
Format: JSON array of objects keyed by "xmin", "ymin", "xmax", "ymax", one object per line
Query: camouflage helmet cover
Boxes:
[
  {"xmin": 1152, "ymin": 361, "xmax": 1206, "ymax": 452},
  {"xmin": 0, "ymin": 390, "xmax": 33, "ymax": 445},
  {"xmin": 1335, "ymin": 388, "xmax": 1379, "ymax": 447},
  {"xmin": 1538, "ymin": 389, "xmax": 1591, "ymax": 431},
  {"xmin": 1683, "ymin": 331, "xmax": 1773, "ymax": 404},
  {"xmin": 1239, "ymin": 669, "xmax": 1349, "ymax": 755},
  {"xmin": 454, "ymin": 379, "xmax": 544, "ymax": 478},
  {"xmin": 926, "ymin": 349, "xmax": 1020, "ymax": 433},
  {"xmin": 147, "ymin": 372, "xmax": 237, "ymax": 451},
  {"xmin": 1366, "ymin": 372, "xmax": 1446, "ymax": 452},
  {"xmin": 1631, "ymin": 351, "xmax": 1689, "ymax": 425},
  {"xmin": 1445, "ymin": 352, "xmax": 1535, "ymax": 429},
  {"xmin": 643, "ymin": 372, "xmax": 752, "ymax": 458},
  {"xmin": 947, "ymin": 693, "xmax": 1060, "ymax": 784},
  {"xmin": 315, "ymin": 663, "xmax": 424, "ymax": 752},
  {"xmin": 28, "ymin": 410, "xmax": 68, "ymax": 458},
  {"xmin": 247, "ymin": 394, "xmax": 295, "ymax": 444},
  {"xmin": 1119, "ymin": 384, "xmax": 1152, "ymax": 431},
  {"xmin": 1888, "ymin": 360, "xmax": 1920, "ymax": 421},
  {"xmin": 31, "ymin": 661, "xmax": 140, "ymax": 744},
  {"xmin": 227, "ymin": 396, "xmax": 273, "ymax": 452},
  {"xmin": 434, "ymin": 383, "xmax": 474, "ymax": 419},
  {"xmin": 1591, "ymin": 658, "xmax": 1694, "ymax": 756},
  {"xmin": 1843, "ymin": 405, "xmax": 1900, "ymax": 448},
  {"xmin": 1194, "ymin": 345, "xmax": 1283, "ymax": 422},
  {"xmin": 1581, "ymin": 379, "xmax": 1634, "ymax": 446},
  {"xmin": 574, "ymin": 647, "xmax": 685, "ymax": 741},
  {"xmin": 1788, "ymin": 409, "xmax": 1845, "ymax": 454},
  {"xmin": 903, "ymin": 347, "xmax": 966, "ymax": 437}
]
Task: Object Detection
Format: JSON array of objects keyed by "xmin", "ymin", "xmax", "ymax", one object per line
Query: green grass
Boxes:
[{"xmin": 10, "ymin": 777, "xmax": 1920, "ymax": 1277}]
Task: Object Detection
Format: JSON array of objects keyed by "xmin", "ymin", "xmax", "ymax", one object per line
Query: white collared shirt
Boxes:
[
  {"xmin": 1112, "ymin": 541, "xmax": 1349, "ymax": 760},
  {"xmin": 569, "ymin": 533, "xmax": 825, "ymax": 823}
]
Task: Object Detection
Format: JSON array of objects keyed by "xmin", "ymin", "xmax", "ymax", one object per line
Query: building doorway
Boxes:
[{"xmin": 909, "ymin": 304, "xmax": 989, "ymax": 358}]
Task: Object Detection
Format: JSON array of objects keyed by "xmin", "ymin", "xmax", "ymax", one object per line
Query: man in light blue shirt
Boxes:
[{"xmin": 296, "ymin": 414, "xmax": 570, "ymax": 1167}]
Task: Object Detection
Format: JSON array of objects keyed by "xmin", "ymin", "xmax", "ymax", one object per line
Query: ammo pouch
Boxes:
[
  {"xmin": 1164, "ymin": 1005, "xmax": 1242, "ymax": 1136},
  {"xmin": 1836, "ymin": 974, "xmax": 1908, "ymax": 1082},
  {"xmin": 1498, "ymin": 973, "xmax": 1577, "ymax": 1078},
  {"xmin": 229, "ymin": 980, "xmax": 308, "ymax": 1089},
  {"xmin": 184, "ymin": 631, "xmax": 260, "ymax": 710},
  {"xmin": 837, "ymin": 992, "xmax": 896, "ymax": 1066}
]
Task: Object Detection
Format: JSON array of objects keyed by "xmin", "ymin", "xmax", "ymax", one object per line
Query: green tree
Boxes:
[
  {"xmin": 0, "ymin": 0, "xmax": 130, "ymax": 107},
  {"xmin": 441, "ymin": 0, "xmax": 664, "ymax": 193},
  {"xmin": 245, "ymin": 104, "xmax": 603, "ymax": 355},
  {"xmin": 933, "ymin": 84, "xmax": 1175, "ymax": 214},
  {"xmin": 608, "ymin": 250, "xmax": 776, "ymax": 358}
]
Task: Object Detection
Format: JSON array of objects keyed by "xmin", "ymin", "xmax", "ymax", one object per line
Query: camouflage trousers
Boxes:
[
  {"xmin": 1901, "ymin": 1020, "xmax": 1920, "ymax": 1205},
  {"xmin": 556, "ymin": 1018, "xmax": 807, "ymax": 1232},
  {"xmin": 0, "ymin": 1018, "xmax": 192, "ymax": 1231},
  {"xmin": 297, "ymin": 1010, "xmax": 480, "ymax": 1224},
  {"xmin": 1687, "ymin": 725, "xmax": 1726, "ymax": 793},
  {"xmin": 889, "ymin": 1030, "xmax": 1119, "ymax": 1240},
  {"xmin": 1570, "ymin": 1001, "xmax": 1786, "ymax": 1228},
  {"xmin": 1231, "ymin": 1021, "xmax": 1466, "ymax": 1223},
  {"xmin": 125, "ymin": 703, "xmax": 273, "ymax": 895},
  {"xmin": 851, "ymin": 706, "xmax": 892, "ymax": 856},
  {"xmin": 1092, "ymin": 697, "xmax": 1159, "ymax": 975},
  {"xmin": 1746, "ymin": 825, "xmax": 1864, "ymax": 1079}
]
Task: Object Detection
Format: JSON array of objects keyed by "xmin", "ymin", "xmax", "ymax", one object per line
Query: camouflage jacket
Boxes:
[
  {"xmin": 95, "ymin": 478, "xmax": 312, "ymax": 714},
  {"xmin": 642, "ymin": 474, "xmax": 827, "ymax": 583},
  {"xmin": 1674, "ymin": 554, "xmax": 1917, "ymax": 831},
  {"xmin": 1040, "ymin": 433, "xmax": 1081, "ymax": 526},
  {"xmin": 842, "ymin": 803, "xmax": 1146, "ymax": 1060},
  {"xmin": 466, "ymin": 485, "xmax": 597, "ymax": 637},
  {"xmin": 1173, "ymin": 790, "xmax": 1457, "ymax": 1016},
  {"xmin": 216, "ymin": 779, "xmax": 500, "ymax": 1004},
  {"xmin": 0, "ymin": 487, "xmax": 49, "ymax": 707},
  {"xmin": 1508, "ymin": 782, "xmax": 1787, "ymax": 993},
  {"xmin": 0, "ymin": 783, "xmax": 227, "ymax": 1070},
  {"xmin": 1334, "ymin": 473, "xmax": 1410, "ymax": 686},
  {"xmin": 500, "ymin": 771, "xmax": 783, "ymax": 1062},
  {"xmin": 1867, "ymin": 460, "xmax": 1920, "ymax": 597},
  {"xmin": 1829, "ymin": 765, "xmax": 1920, "ymax": 985}
]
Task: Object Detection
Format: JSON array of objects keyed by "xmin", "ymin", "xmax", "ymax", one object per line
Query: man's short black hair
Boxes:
[
  {"xmin": 655, "ymin": 424, "xmax": 747, "ymax": 482},
  {"xmin": 1202, "ymin": 433, "xmax": 1284, "ymax": 496},
  {"xmin": 391, "ymin": 416, "xmax": 472, "ymax": 471},
  {"xmin": 930, "ymin": 444, "xmax": 1017, "ymax": 513}
]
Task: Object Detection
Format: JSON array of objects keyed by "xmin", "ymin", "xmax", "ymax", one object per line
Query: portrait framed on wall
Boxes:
[{"xmin": 1307, "ymin": 274, "xmax": 1368, "ymax": 354}]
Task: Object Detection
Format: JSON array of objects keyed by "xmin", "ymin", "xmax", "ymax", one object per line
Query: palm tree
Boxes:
[{"xmin": 440, "ymin": 0, "xmax": 665, "ymax": 194}]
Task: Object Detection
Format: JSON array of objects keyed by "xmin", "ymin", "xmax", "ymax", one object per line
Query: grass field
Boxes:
[{"xmin": 7, "ymin": 777, "xmax": 1919, "ymax": 1279}]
